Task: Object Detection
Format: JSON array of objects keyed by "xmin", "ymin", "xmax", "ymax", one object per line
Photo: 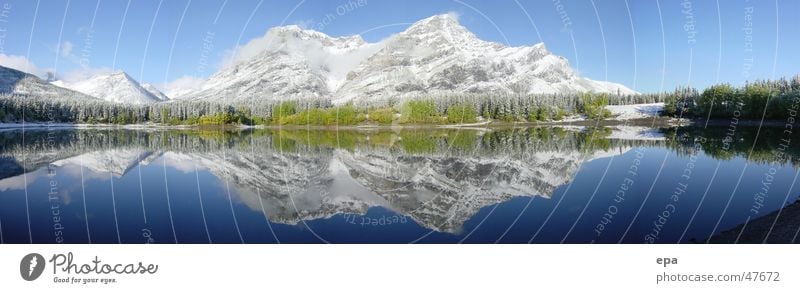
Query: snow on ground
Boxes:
[{"xmin": 606, "ymin": 103, "xmax": 664, "ymax": 120}]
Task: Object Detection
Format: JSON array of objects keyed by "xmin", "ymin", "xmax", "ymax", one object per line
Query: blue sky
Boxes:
[{"xmin": 0, "ymin": 0, "xmax": 798, "ymax": 93}]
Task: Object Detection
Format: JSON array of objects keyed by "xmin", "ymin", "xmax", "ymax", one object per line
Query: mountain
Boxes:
[
  {"xmin": 51, "ymin": 71, "xmax": 162, "ymax": 104},
  {"xmin": 0, "ymin": 65, "xmax": 97, "ymax": 100},
  {"xmin": 141, "ymin": 83, "xmax": 169, "ymax": 101},
  {"xmin": 182, "ymin": 25, "xmax": 381, "ymax": 102},
  {"xmin": 180, "ymin": 14, "xmax": 636, "ymax": 103}
]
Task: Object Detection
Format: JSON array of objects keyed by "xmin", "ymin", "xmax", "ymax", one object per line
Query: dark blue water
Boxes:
[{"xmin": 0, "ymin": 127, "xmax": 798, "ymax": 243}]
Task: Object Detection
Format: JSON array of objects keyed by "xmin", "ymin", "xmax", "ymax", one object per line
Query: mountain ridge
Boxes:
[
  {"xmin": 0, "ymin": 65, "xmax": 98, "ymax": 101},
  {"xmin": 180, "ymin": 13, "xmax": 637, "ymax": 104},
  {"xmin": 51, "ymin": 71, "xmax": 165, "ymax": 104}
]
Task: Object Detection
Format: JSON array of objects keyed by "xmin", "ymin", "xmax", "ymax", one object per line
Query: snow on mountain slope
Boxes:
[
  {"xmin": 181, "ymin": 25, "xmax": 383, "ymax": 102},
  {"xmin": 52, "ymin": 71, "xmax": 162, "ymax": 104},
  {"xmin": 0, "ymin": 65, "xmax": 97, "ymax": 100},
  {"xmin": 141, "ymin": 83, "xmax": 169, "ymax": 101},
  {"xmin": 183, "ymin": 14, "xmax": 636, "ymax": 104}
]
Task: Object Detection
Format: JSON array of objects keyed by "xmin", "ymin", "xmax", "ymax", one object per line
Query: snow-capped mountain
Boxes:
[
  {"xmin": 141, "ymin": 83, "xmax": 169, "ymax": 101},
  {"xmin": 52, "ymin": 71, "xmax": 163, "ymax": 104},
  {"xmin": 0, "ymin": 65, "xmax": 97, "ymax": 100},
  {"xmin": 183, "ymin": 25, "xmax": 382, "ymax": 102},
  {"xmin": 180, "ymin": 14, "xmax": 636, "ymax": 103}
]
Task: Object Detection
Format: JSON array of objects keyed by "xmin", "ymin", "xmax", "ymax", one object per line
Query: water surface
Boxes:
[{"xmin": 0, "ymin": 126, "xmax": 798, "ymax": 243}]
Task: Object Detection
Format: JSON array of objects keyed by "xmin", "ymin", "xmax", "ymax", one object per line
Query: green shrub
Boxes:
[
  {"xmin": 367, "ymin": 108, "xmax": 395, "ymax": 124},
  {"xmin": 554, "ymin": 108, "xmax": 566, "ymax": 121},
  {"xmin": 580, "ymin": 93, "xmax": 612, "ymax": 120},
  {"xmin": 400, "ymin": 100, "xmax": 438, "ymax": 124},
  {"xmin": 696, "ymin": 84, "xmax": 735, "ymax": 117},
  {"xmin": 326, "ymin": 105, "xmax": 360, "ymax": 125},
  {"xmin": 446, "ymin": 104, "xmax": 477, "ymax": 124},
  {"xmin": 272, "ymin": 101, "xmax": 297, "ymax": 121},
  {"xmin": 399, "ymin": 130, "xmax": 437, "ymax": 154}
]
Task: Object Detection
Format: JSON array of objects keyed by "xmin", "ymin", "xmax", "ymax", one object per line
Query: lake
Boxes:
[{"xmin": 0, "ymin": 125, "xmax": 799, "ymax": 244}]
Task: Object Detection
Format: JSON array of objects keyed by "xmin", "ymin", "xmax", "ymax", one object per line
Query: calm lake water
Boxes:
[{"xmin": 0, "ymin": 125, "xmax": 798, "ymax": 244}]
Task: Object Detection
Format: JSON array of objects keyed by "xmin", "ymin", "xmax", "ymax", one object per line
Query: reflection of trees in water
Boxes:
[
  {"xmin": 3, "ymin": 126, "xmax": 790, "ymax": 181},
  {"xmin": 0, "ymin": 127, "xmax": 672, "ymax": 232},
  {"xmin": 2, "ymin": 126, "xmax": 796, "ymax": 235},
  {"xmin": 663, "ymin": 126, "xmax": 800, "ymax": 166},
  {"xmin": 1, "ymin": 127, "xmax": 664, "ymax": 158}
]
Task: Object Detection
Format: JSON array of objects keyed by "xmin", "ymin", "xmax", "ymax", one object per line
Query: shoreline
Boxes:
[
  {"xmin": 706, "ymin": 199, "xmax": 800, "ymax": 244},
  {"xmin": 0, "ymin": 117, "xmax": 791, "ymax": 131}
]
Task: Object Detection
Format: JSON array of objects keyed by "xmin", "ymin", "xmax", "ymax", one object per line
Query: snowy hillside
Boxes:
[
  {"xmin": 180, "ymin": 14, "xmax": 637, "ymax": 104},
  {"xmin": 141, "ymin": 83, "xmax": 169, "ymax": 101},
  {"xmin": 0, "ymin": 65, "xmax": 97, "ymax": 101},
  {"xmin": 52, "ymin": 71, "xmax": 162, "ymax": 104}
]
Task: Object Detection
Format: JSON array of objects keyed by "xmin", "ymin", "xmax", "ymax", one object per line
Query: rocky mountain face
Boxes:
[{"xmin": 181, "ymin": 14, "xmax": 636, "ymax": 104}]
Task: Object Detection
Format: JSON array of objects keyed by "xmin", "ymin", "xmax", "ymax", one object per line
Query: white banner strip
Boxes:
[{"xmin": 1, "ymin": 244, "xmax": 797, "ymax": 292}]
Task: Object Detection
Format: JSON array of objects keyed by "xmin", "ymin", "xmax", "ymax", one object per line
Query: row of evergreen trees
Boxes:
[
  {"xmin": 0, "ymin": 93, "xmax": 330, "ymax": 125},
  {"xmin": 662, "ymin": 76, "xmax": 800, "ymax": 120},
  {"xmin": 0, "ymin": 92, "xmax": 654, "ymax": 125}
]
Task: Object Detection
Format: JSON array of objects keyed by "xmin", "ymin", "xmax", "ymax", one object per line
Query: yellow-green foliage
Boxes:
[
  {"xmin": 366, "ymin": 108, "xmax": 395, "ymax": 124},
  {"xmin": 398, "ymin": 130, "xmax": 438, "ymax": 154},
  {"xmin": 276, "ymin": 105, "xmax": 363, "ymax": 125},
  {"xmin": 272, "ymin": 101, "xmax": 297, "ymax": 121},
  {"xmin": 446, "ymin": 130, "xmax": 477, "ymax": 151},
  {"xmin": 580, "ymin": 93, "xmax": 612, "ymax": 120},
  {"xmin": 325, "ymin": 105, "xmax": 360, "ymax": 125},
  {"xmin": 446, "ymin": 104, "xmax": 477, "ymax": 124},
  {"xmin": 553, "ymin": 108, "xmax": 566, "ymax": 121},
  {"xmin": 400, "ymin": 100, "xmax": 438, "ymax": 124}
]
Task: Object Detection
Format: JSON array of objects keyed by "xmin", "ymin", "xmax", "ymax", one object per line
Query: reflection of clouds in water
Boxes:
[
  {"xmin": 0, "ymin": 163, "xmax": 79, "ymax": 205},
  {"xmin": 57, "ymin": 163, "xmax": 109, "ymax": 182},
  {"xmin": 0, "ymin": 168, "xmax": 44, "ymax": 192}
]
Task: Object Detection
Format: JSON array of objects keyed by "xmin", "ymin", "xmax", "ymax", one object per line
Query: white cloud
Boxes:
[
  {"xmin": 59, "ymin": 66, "xmax": 113, "ymax": 83},
  {"xmin": 294, "ymin": 19, "xmax": 314, "ymax": 29},
  {"xmin": 219, "ymin": 27, "xmax": 294, "ymax": 70},
  {"xmin": 441, "ymin": 11, "xmax": 461, "ymax": 22},
  {"xmin": 60, "ymin": 41, "xmax": 74, "ymax": 58},
  {"xmin": 161, "ymin": 75, "xmax": 205, "ymax": 99},
  {"xmin": 218, "ymin": 25, "xmax": 383, "ymax": 86},
  {"xmin": 0, "ymin": 54, "xmax": 50, "ymax": 78}
]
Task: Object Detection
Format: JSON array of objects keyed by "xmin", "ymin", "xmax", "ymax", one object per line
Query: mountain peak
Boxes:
[
  {"xmin": 268, "ymin": 25, "xmax": 366, "ymax": 48},
  {"xmin": 269, "ymin": 24, "xmax": 313, "ymax": 35},
  {"xmin": 405, "ymin": 13, "xmax": 468, "ymax": 35},
  {"xmin": 188, "ymin": 14, "xmax": 636, "ymax": 103},
  {"xmin": 415, "ymin": 13, "xmax": 460, "ymax": 26},
  {"xmin": 52, "ymin": 71, "xmax": 162, "ymax": 104},
  {"xmin": 0, "ymin": 64, "xmax": 98, "ymax": 99}
]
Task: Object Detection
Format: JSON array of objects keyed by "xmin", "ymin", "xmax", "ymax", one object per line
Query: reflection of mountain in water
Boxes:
[{"xmin": 0, "ymin": 128, "xmax": 664, "ymax": 233}]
